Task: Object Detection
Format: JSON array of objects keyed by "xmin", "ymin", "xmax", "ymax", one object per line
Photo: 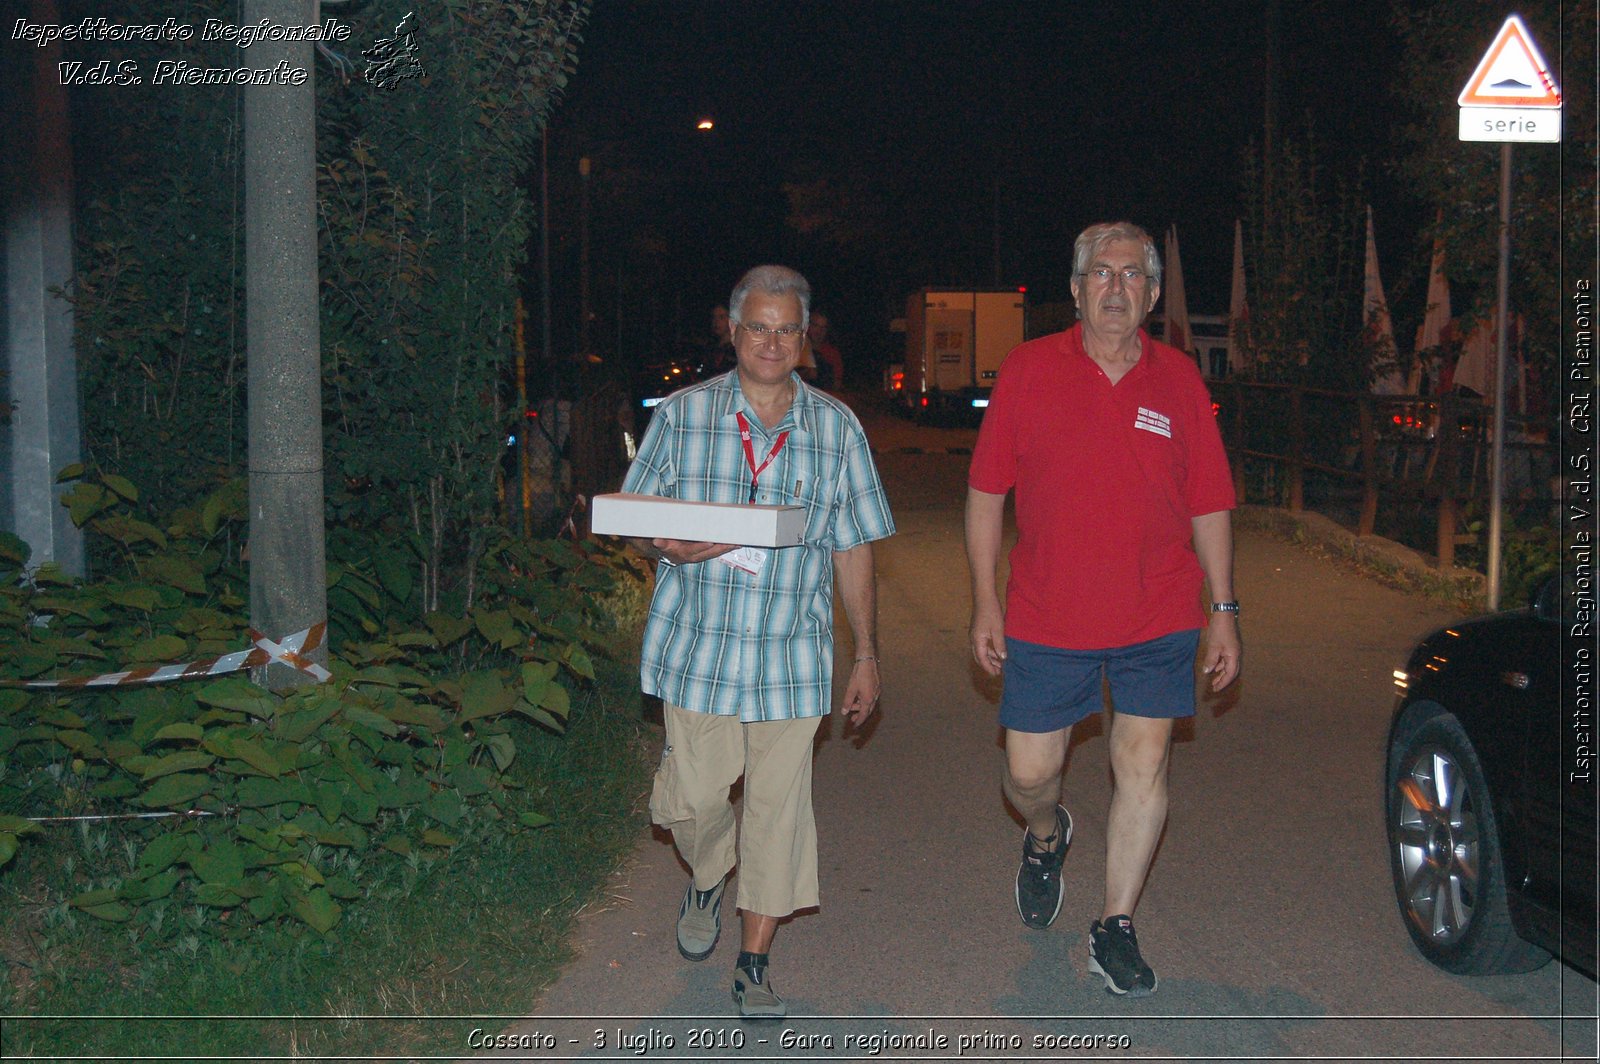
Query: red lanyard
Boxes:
[{"xmin": 734, "ymin": 411, "xmax": 789, "ymax": 504}]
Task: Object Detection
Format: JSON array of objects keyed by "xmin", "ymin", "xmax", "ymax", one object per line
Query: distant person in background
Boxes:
[
  {"xmin": 622, "ymin": 265, "xmax": 895, "ymax": 1019},
  {"xmin": 804, "ymin": 312, "xmax": 845, "ymax": 391},
  {"xmin": 966, "ymin": 221, "xmax": 1239, "ymax": 998},
  {"xmin": 703, "ymin": 304, "xmax": 736, "ymax": 372},
  {"xmin": 795, "ymin": 329, "xmax": 819, "ymax": 383}
]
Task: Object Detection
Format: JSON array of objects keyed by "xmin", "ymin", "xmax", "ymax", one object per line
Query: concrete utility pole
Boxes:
[
  {"xmin": 0, "ymin": 0, "xmax": 85, "ymax": 578},
  {"xmin": 243, "ymin": 0, "xmax": 328, "ymax": 688}
]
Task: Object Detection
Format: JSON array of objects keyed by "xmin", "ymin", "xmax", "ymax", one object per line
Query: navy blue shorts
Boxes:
[{"xmin": 998, "ymin": 629, "xmax": 1202, "ymax": 734}]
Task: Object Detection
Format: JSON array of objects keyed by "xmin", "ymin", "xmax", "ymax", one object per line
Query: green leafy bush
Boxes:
[
  {"xmin": 67, "ymin": 0, "xmax": 592, "ymax": 579},
  {"xmin": 0, "ymin": 472, "xmax": 640, "ymax": 942}
]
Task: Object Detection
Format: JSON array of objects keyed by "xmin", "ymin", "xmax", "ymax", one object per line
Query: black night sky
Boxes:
[{"xmin": 543, "ymin": 0, "xmax": 1413, "ymax": 366}]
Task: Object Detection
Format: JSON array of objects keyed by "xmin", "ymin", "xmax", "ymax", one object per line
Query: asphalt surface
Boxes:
[{"xmin": 464, "ymin": 398, "xmax": 1597, "ymax": 1064}]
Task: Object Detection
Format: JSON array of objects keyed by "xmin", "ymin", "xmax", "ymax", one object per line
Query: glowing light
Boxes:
[{"xmin": 696, "ymin": 118, "xmax": 714, "ymax": 131}]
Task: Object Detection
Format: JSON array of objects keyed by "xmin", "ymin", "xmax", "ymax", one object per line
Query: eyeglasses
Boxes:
[
  {"xmin": 1080, "ymin": 267, "xmax": 1149, "ymax": 287},
  {"xmin": 738, "ymin": 322, "xmax": 805, "ymax": 342}
]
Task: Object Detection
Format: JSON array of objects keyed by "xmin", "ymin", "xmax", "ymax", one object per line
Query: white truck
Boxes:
[{"xmin": 892, "ymin": 288, "xmax": 1026, "ymax": 414}]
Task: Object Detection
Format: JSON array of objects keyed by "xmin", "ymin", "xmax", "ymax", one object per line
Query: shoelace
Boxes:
[{"xmin": 1024, "ymin": 839, "xmax": 1063, "ymax": 866}]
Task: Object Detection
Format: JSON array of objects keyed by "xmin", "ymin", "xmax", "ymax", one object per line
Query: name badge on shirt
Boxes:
[
  {"xmin": 1134, "ymin": 406, "xmax": 1172, "ymax": 438},
  {"xmin": 719, "ymin": 546, "xmax": 768, "ymax": 575}
]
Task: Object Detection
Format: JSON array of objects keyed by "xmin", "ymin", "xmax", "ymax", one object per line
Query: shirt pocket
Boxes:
[
  {"xmin": 781, "ymin": 446, "xmax": 833, "ymax": 546},
  {"xmin": 1127, "ymin": 408, "xmax": 1189, "ymax": 518}
]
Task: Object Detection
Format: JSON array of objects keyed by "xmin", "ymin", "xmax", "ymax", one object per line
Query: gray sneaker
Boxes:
[
  {"xmin": 676, "ymin": 877, "xmax": 725, "ymax": 961},
  {"xmin": 731, "ymin": 960, "xmax": 786, "ymax": 1019}
]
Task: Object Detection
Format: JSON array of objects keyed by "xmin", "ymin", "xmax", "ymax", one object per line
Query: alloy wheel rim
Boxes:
[{"xmin": 1394, "ymin": 746, "xmax": 1483, "ymax": 944}]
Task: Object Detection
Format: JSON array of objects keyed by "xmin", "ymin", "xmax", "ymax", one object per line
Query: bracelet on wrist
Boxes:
[
  {"xmin": 1210, "ymin": 600, "xmax": 1240, "ymax": 614},
  {"xmin": 854, "ymin": 655, "xmax": 878, "ymax": 664}
]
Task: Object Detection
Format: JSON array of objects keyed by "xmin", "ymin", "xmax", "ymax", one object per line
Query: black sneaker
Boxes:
[
  {"xmin": 1088, "ymin": 914, "xmax": 1158, "ymax": 996},
  {"xmin": 1015, "ymin": 804, "xmax": 1072, "ymax": 929}
]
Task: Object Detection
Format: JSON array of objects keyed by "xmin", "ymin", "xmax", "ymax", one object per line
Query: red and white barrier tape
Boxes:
[{"xmin": 1, "ymin": 623, "xmax": 331, "ymax": 690}]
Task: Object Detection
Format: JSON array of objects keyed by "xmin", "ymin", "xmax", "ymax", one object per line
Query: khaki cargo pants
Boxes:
[{"xmin": 651, "ymin": 703, "xmax": 821, "ymax": 919}]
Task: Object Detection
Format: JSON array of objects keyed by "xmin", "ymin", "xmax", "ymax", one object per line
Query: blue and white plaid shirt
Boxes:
[{"xmin": 623, "ymin": 371, "xmax": 895, "ymax": 721}]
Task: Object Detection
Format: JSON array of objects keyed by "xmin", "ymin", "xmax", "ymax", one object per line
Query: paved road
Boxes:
[{"xmin": 469, "ymin": 400, "xmax": 1596, "ymax": 1063}]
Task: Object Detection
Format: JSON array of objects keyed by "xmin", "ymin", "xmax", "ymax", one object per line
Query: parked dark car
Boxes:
[
  {"xmin": 632, "ymin": 352, "xmax": 718, "ymax": 432},
  {"xmin": 1384, "ymin": 577, "xmax": 1596, "ymax": 979}
]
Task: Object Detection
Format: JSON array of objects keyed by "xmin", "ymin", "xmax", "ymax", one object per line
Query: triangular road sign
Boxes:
[{"xmin": 1459, "ymin": 15, "xmax": 1561, "ymax": 107}]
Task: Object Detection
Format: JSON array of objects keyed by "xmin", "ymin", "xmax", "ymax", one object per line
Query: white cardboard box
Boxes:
[{"xmin": 590, "ymin": 493, "xmax": 806, "ymax": 548}]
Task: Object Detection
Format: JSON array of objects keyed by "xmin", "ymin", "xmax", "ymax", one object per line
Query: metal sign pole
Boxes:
[
  {"xmin": 1486, "ymin": 143, "xmax": 1511, "ymax": 610},
  {"xmin": 1478, "ymin": 143, "xmax": 1504, "ymax": 604},
  {"xmin": 1456, "ymin": 14, "xmax": 1561, "ymax": 609}
]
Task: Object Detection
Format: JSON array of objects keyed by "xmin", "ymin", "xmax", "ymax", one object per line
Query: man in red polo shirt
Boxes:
[{"xmin": 966, "ymin": 221, "xmax": 1241, "ymax": 997}]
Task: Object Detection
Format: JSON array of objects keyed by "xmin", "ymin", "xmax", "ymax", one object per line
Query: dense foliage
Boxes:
[
  {"xmin": 2, "ymin": 0, "xmax": 643, "ymax": 981},
  {"xmin": 65, "ymin": 0, "xmax": 590, "ymax": 584},
  {"xmin": 0, "ymin": 470, "xmax": 640, "ymax": 941},
  {"xmin": 1390, "ymin": 0, "xmax": 1596, "ymax": 406},
  {"xmin": 1236, "ymin": 128, "xmax": 1367, "ymax": 390}
]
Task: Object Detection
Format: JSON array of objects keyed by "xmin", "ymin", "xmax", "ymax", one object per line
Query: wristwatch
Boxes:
[{"xmin": 1210, "ymin": 601, "xmax": 1240, "ymax": 614}]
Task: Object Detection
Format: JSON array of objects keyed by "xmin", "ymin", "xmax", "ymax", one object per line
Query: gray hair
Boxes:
[
  {"xmin": 729, "ymin": 265, "xmax": 811, "ymax": 330},
  {"xmin": 1072, "ymin": 222, "xmax": 1162, "ymax": 289}
]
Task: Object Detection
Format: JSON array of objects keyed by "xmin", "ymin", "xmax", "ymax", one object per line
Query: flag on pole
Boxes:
[
  {"xmin": 1162, "ymin": 224, "xmax": 1196, "ymax": 369},
  {"xmin": 1227, "ymin": 218, "xmax": 1249, "ymax": 375},
  {"xmin": 1413, "ymin": 220, "xmax": 1452, "ymax": 393},
  {"xmin": 1452, "ymin": 313, "xmax": 1493, "ymax": 397},
  {"xmin": 1365, "ymin": 206, "xmax": 1405, "ymax": 394},
  {"xmin": 1452, "ymin": 309, "xmax": 1524, "ymax": 413}
]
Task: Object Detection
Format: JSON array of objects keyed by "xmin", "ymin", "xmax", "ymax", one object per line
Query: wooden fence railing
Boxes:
[{"xmin": 1209, "ymin": 381, "xmax": 1557, "ymax": 569}]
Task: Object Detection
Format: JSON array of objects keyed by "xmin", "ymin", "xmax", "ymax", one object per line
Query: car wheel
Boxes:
[{"xmin": 1386, "ymin": 713, "xmax": 1549, "ymax": 974}]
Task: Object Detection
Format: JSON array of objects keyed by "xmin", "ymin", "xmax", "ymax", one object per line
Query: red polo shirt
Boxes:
[{"xmin": 969, "ymin": 324, "xmax": 1236, "ymax": 650}]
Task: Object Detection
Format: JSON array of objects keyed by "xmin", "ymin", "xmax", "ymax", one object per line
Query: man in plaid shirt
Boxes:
[{"xmin": 621, "ymin": 265, "xmax": 894, "ymax": 1019}]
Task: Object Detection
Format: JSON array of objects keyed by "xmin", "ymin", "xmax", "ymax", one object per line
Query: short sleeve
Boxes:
[
  {"xmin": 622, "ymin": 407, "xmax": 676, "ymax": 497},
  {"xmin": 829, "ymin": 419, "xmax": 895, "ymax": 551},
  {"xmin": 1183, "ymin": 377, "xmax": 1236, "ymax": 516},
  {"xmin": 968, "ymin": 348, "xmax": 1024, "ymax": 494}
]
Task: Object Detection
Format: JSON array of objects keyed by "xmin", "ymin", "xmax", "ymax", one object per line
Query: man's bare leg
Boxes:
[
  {"xmin": 1004, "ymin": 726, "xmax": 1072, "ymax": 842},
  {"xmin": 740, "ymin": 910, "xmax": 778, "ymax": 953},
  {"xmin": 1103, "ymin": 713, "xmax": 1173, "ymax": 919},
  {"xmin": 1005, "ymin": 726, "xmax": 1075, "ymax": 929}
]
